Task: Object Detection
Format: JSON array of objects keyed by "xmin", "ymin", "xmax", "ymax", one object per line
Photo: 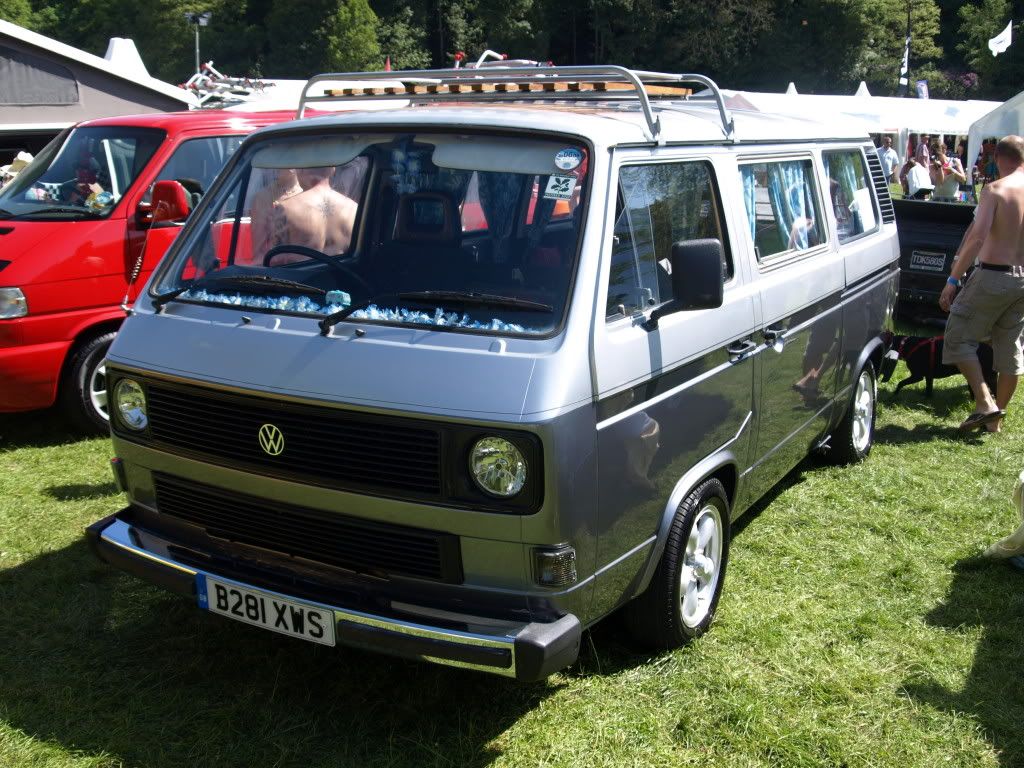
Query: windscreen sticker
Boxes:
[
  {"xmin": 544, "ymin": 175, "xmax": 577, "ymax": 200},
  {"xmin": 554, "ymin": 148, "xmax": 583, "ymax": 171}
]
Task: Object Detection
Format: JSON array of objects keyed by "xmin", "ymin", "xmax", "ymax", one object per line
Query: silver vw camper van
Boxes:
[{"xmin": 88, "ymin": 67, "xmax": 897, "ymax": 680}]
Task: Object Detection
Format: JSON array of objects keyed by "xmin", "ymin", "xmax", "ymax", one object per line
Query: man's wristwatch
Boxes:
[{"xmin": 947, "ymin": 276, "xmax": 962, "ymax": 288}]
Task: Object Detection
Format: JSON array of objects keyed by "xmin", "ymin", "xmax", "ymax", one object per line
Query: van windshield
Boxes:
[
  {"xmin": 0, "ymin": 126, "xmax": 164, "ymax": 220},
  {"xmin": 152, "ymin": 132, "xmax": 588, "ymax": 336}
]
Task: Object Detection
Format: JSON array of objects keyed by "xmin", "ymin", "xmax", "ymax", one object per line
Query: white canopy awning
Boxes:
[
  {"xmin": 967, "ymin": 90, "xmax": 1024, "ymax": 183},
  {"xmin": 723, "ymin": 89, "xmax": 999, "ymax": 162}
]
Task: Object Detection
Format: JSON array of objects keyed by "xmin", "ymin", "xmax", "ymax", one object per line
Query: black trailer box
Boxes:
[{"xmin": 894, "ymin": 198, "xmax": 974, "ymax": 324}]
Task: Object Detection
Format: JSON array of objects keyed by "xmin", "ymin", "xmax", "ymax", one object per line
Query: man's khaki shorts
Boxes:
[{"xmin": 943, "ymin": 267, "xmax": 1024, "ymax": 375}]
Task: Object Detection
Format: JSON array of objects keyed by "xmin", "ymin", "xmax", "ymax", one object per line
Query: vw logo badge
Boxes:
[{"xmin": 258, "ymin": 423, "xmax": 285, "ymax": 456}]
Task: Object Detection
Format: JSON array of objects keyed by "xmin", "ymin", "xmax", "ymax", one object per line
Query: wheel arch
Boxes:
[
  {"xmin": 629, "ymin": 451, "xmax": 738, "ymax": 600},
  {"xmin": 831, "ymin": 335, "xmax": 885, "ymax": 431},
  {"xmin": 58, "ymin": 316, "xmax": 124, "ymax": 386}
]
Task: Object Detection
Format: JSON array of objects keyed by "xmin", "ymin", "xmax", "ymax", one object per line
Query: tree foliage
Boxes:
[
  {"xmin": 0, "ymin": 0, "xmax": 34, "ymax": 27},
  {"xmin": 5, "ymin": 0, "xmax": 1022, "ymax": 99}
]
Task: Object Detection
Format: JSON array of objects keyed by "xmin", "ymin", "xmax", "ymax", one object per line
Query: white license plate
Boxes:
[
  {"xmin": 198, "ymin": 576, "xmax": 336, "ymax": 646},
  {"xmin": 910, "ymin": 250, "xmax": 947, "ymax": 272}
]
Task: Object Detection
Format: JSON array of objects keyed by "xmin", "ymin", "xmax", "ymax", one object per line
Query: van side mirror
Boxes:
[
  {"xmin": 148, "ymin": 180, "xmax": 191, "ymax": 225},
  {"xmin": 643, "ymin": 238, "xmax": 725, "ymax": 331}
]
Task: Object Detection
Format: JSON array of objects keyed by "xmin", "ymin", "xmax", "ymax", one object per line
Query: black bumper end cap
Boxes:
[
  {"xmin": 85, "ymin": 513, "xmax": 119, "ymax": 564},
  {"xmin": 514, "ymin": 613, "xmax": 582, "ymax": 681}
]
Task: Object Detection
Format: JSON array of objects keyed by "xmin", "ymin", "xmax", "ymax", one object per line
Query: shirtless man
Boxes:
[
  {"xmin": 939, "ymin": 135, "xmax": 1024, "ymax": 432},
  {"xmin": 249, "ymin": 168, "xmax": 302, "ymax": 262},
  {"xmin": 269, "ymin": 166, "xmax": 357, "ymax": 262}
]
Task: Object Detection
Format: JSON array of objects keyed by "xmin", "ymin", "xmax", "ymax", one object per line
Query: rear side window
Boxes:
[
  {"xmin": 822, "ymin": 149, "xmax": 878, "ymax": 242},
  {"xmin": 740, "ymin": 158, "xmax": 823, "ymax": 260},
  {"xmin": 606, "ymin": 161, "xmax": 729, "ymax": 320}
]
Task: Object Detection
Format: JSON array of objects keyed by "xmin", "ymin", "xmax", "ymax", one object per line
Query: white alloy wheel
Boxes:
[
  {"xmin": 89, "ymin": 360, "xmax": 110, "ymax": 422},
  {"xmin": 850, "ymin": 369, "xmax": 874, "ymax": 453},
  {"xmin": 622, "ymin": 476, "xmax": 731, "ymax": 649},
  {"xmin": 680, "ymin": 502, "xmax": 724, "ymax": 628}
]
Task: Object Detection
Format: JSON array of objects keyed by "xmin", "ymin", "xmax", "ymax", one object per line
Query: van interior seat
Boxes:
[
  {"xmin": 373, "ymin": 191, "xmax": 467, "ymax": 290},
  {"xmin": 212, "ymin": 217, "xmax": 254, "ymax": 266}
]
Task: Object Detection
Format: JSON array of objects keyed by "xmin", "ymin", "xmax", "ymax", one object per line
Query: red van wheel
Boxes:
[{"xmin": 61, "ymin": 331, "xmax": 117, "ymax": 435}]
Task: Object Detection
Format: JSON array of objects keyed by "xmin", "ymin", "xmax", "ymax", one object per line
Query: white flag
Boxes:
[
  {"xmin": 989, "ymin": 20, "xmax": 1013, "ymax": 56},
  {"xmin": 898, "ymin": 34, "xmax": 910, "ymax": 86}
]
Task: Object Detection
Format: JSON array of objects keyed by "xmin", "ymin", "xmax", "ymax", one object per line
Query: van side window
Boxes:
[
  {"xmin": 740, "ymin": 159, "xmax": 823, "ymax": 260},
  {"xmin": 822, "ymin": 150, "xmax": 878, "ymax": 242},
  {"xmin": 606, "ymin": 161, "xmax": 729, "ymax": 319},
  {"xmin": 145, "ymin": 136, "xmax": 246, "ymax": 209}
]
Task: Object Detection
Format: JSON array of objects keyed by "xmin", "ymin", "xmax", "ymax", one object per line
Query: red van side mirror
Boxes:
[{"xmin": 149, "ymin": 180, "xmax": 191, "ymax": 224}]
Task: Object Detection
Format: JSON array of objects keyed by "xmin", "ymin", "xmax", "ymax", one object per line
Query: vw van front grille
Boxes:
[
  {"xmin": 143, "ymin": 381, "xmax": 443, "ymax": 498},
  {"xmin": 151, "ymin": 473, "xmax": 462, "ymax": 582}
]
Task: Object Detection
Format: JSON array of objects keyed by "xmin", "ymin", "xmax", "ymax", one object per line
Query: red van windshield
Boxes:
[{"xmin": 0, "ymin": 126, "xmax": 164, "ymax": 220}]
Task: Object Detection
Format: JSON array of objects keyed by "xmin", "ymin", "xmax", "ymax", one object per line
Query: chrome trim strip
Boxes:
[
  {"xmin": 98, "ymin": 519, "xmax": 520, "ymax": 677},
  {"xmin": 596, "ymin": 354, "xmax": 746, "ymax": 430}
]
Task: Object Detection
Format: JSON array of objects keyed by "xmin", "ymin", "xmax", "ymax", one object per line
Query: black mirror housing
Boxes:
[{"xmin": 643, "ymin": 238, "xmax": 725, "ymax": 330}]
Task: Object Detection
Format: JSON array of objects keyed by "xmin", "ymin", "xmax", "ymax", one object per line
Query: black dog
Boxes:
[{"xmin": 881, "ymin": 335, "xmax": 997, "ymax": 398}]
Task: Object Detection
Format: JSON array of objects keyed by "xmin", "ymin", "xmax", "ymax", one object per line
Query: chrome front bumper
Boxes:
[{"xmin": 86, "ymin": 513, "xmax": 581, "ymax": 681}]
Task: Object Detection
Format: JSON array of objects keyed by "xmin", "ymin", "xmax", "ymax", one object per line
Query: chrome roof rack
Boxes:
[{"xmin": 296, "ymin": 66, "xmax": 736, "ymax": 144}]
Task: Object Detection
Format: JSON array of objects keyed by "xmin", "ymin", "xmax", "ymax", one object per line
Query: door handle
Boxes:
[
  {"xmin": 727, "ymin": 339, "xmax": 757, "ymax": 359},
  {"xmin": 763, "ymin": 325, "xmax": 785, "ymax": 342}
]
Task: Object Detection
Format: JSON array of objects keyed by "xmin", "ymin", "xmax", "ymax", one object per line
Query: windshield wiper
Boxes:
[
  {"xmin": 151, "ymin": 273, "xmax": 326, "ymax": 312},
  {"xmin": 398, "ymin": 290, "xmax": 553, "ymax": 313},
  {"xmin": 318, "ymin": 290, "xmax": 552, "ymax": 336},
  {"xmin": 0, "ymin": 207, "xmax": 15, "ymax": 218},
  {"xmin": 318, "ymin": 292, "xmax": 402, "ymax": 336}
]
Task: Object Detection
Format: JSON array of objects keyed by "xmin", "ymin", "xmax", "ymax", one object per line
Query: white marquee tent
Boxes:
[
  {"xmin": 723, "ymin": 88, "xmax": 1000, "ymax": 164},
  {"xmin": 966, "ymin": 89, "xmax": 1024, "ymax": 183}
]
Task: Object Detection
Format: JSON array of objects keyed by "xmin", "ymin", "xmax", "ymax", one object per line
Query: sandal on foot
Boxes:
[{"xmin": 959, "ymin": 409, "xmax": 1006, "ymax": 431}]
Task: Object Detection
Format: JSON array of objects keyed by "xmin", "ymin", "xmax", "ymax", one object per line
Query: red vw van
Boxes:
[{"xmin": 0, "ymin": 110, "xmax": 295, "ymax": 433}]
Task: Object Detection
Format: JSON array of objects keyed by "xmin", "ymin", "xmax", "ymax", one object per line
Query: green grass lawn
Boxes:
[{"xmin": 1, "ymin": 365, "xmax": 1022, "ymax": 768}]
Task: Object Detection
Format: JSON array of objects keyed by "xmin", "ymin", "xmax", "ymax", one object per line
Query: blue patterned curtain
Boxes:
[
  {"xmin": 823, "ymin": 154, "xmax": 858, "ymax": 238},
  {"xmin": 767, "ymin": 162, "xmax": 814, "ymax": 250},
  {"xmin": 741, "ymin": 167, "xmax": 757, "ymax": 241},
  {"xmin": 477, "ymin": 171, "xmax": 520, "ymax": 263}
]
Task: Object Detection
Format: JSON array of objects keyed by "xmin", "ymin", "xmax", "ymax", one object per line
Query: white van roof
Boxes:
[
  {"xmin": 270, "ymin": 66, "xmax": 868, "ymax": 148},
  {"xmin": 286, "ymin": 103, "xmax": 866, "ymax": 148}
]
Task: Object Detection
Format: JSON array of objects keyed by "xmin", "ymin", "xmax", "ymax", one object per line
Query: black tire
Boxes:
[
  {"xmin": 624, "ymin": 477, "xmax": 731, "ymax": 650},
  {"xmin": 829, "ymin": 361, "xmax": 877, "ymax": 464},
  {"xmin": 60, "ymin": 331, "xmax": 117, "ymax": 436}
]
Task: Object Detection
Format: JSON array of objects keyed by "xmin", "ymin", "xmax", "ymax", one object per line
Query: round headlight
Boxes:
[
  {"xmin": 114, "ymin": 378, "xmax": 148, "ymax": 430},
  {"xmin": 469, "ymin": 437, "xmax": 527, "ymax": 498}
]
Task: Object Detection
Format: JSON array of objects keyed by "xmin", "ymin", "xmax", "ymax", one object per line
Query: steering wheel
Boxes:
[{"xmin": 262, "ymin": 244, "xmax": 371, "ymax": 295}]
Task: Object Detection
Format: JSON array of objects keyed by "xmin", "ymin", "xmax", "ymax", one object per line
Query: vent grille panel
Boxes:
[
  {"xmin": 152, "ymin": 473, "xmax": 461, "ymax": 582},
  {"xmin": 865, "ymin": 149, "xmax": 896, "ymax": 224}
]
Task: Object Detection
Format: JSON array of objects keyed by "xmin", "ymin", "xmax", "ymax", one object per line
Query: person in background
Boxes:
[
  {"xmin": 939, "ymin": 135, "xmax": 1024, "ymax": 433},
  {"xmin": 901, "ymin": 143, "xmax": 934, "ymax": 199},
  {"xmin": 270, "ymin": 166, "xmax": 358, "ymax": 260},
  {"xmin": 65, "ymin": 147, "xmax": 104, "ymax": 206},
  {"xmin": 908, "ymin": 133, "xmax": 920, "ymax": 162},
  {"xmin": 877, "ymin": 135, "xmax": 900, "ymax": 183},
  {"xmin": 977, "ymin": 139, "xmax": 1001, "ymax": 186},
  {"xmin": 918, "ymin": 134, "xmax": 932, "ymax": 159},
  {"xmin": 930, "ymin": 142, "xmax": 967, "ymax": 201},
  {"xmin": 249, "ymin": 168, "xmax": 302, "ymax": 261}
]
